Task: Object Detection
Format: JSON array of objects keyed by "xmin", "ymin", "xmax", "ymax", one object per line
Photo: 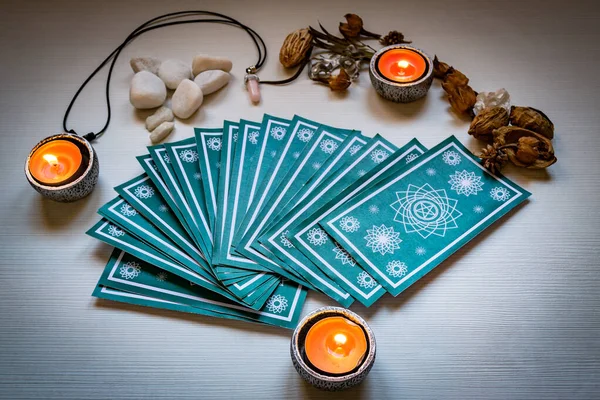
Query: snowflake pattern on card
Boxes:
[
  {"xmin": 312, "ymin": 162, "xmax": 322, "ymax": 170},
  {"xmin": 248, "ymin": 130, "xmax": 259, "ymax": 145},
  {"xmin": 357, "ymin": 271, "xmax": 377, "ymax": 289},
  {"xmin": 120, "ymin": 203, "xmax": 137, "ymax": 217},
  {"xmin": 415, "ymin": 246, "xmax": 426, "ymax": 256},
  {"xmin": 156, "ymin": 271, "xmax": 168, "ymax": 282},
  {"xmin": 107, "ymin": 225, "xmax": 125, "ymax": 237},
  {"xmin": 391, "ymin": 184, "xmax": 462, "ymax": 239},
  {"xmin": 405, "ymin": 153, "xmax": 418, "ymax": 163},
  {"xmin": 162, "ymin": 153, "xmax": 171, "ymax": 164},
  {"xmin": 119, "ymin": 261, "xmax": 141, "ymax": 280},
  {"xmin": 320, "ymin": 139, "xmax": 338, "ymax": 154},
  {"xmin": 333, "ymin": 242, "xmax": 356, "ymax": 266},
  {"xmin": 134, "ymin": 185, "xmax": 154, "ymax": 199},
  {"xmin": 473, "ymin": 205, "xmax": 484, "ymax": 214},
  {"xmin": 266, "ymin": 294, "xmax": 288, "ymax": 314},
  {"xmin": 307, "ymin": 227, "xmax": 328, "ymax": 246},
  {"xmin": 280, "ymin": 230, "xmax": 294, "ymax": 248},
  {"xmin": 292, "ymin": 151, "xmax": 300, "ymax": 159},
  {"xmin": 270, "ymin": 126, "xmax": 286, "ymax": 140},
  {"xmin": 386, "ymin": 260, "xmax": 408, "ymax": 278},
  {"xmin": 179, "ymin": 149, "xmax": 199, "ymax": 163},
  {"xmin": 232, "ymin": 132, "xmax": 238, "ymax": 142},
  {"xmin": 339, "ymin": 216, "xmax": 360, "ymax": 233},
  {"xmin": 370, "ymin": 149, "xmax": 389, "ymax": 164},
  {"xmin": 206, "ymin": 137, "xmax": 222, "ymax": 151},
  {"xmin": 349, "ymin": 144, "xmax": 363, "ymax": 155},
  {"xmin": 442, "ymin": 150, "xmax": 461, "ymax": 166},
  {"xmin": 297, "ymin": 127, "xmax": 314, "ymax": 142},
  {"xmin": 448, "ymin": 170, "xmax": 484, "ymax": 197},
  {"xmin": 357, "ymin": 169, "xmax": 367, "ymax": 177},
  {"xmin": 193, "ymin": 172, "xmax": 202, "ymax": 180},
  {"xmin": 158, "ymin": 204, "xmax": 169, "ymax": 213},
  {"xmin": 368, "ymin": 204, "xmax": 380, "ymax": 214},
  {"xmin": 490, "ymin": 187, "xmax": 511, "ymax": 201},
  {"xmin": 270, "ymin": 150, "xmax": 277, "ymax": 158},
  {"xmin": 426, "ymin": 168, "xmax": 437, "ymax": 176},
  {"xmin": 364, "ymin": 224, "xmax": 402, "ymax": 255}
]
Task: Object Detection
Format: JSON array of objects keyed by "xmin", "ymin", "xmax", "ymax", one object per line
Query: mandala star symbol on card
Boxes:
[
  {"xmin": 280, "ymin": 231, "xmax": 294, "ymax": 248},
  {"xmin": 368, "ymin": 204, "xmax": 380, "ymax": 214},
  {"xmin": 320, "ymin": 139, "xmax": 338, "ymax": 154},
  {"xmin": 307, "ymin": 227, "xmax": 328, "ymax": 246},
  {"xmin": 426, "ymin": 168, "xmax": 437, "ymax": 176},
  {"xmin": 333, "ymin": 242, "xmax": 357, "ymax": 266},
  {"xmin": 248, "ymin": 130, "xmax": 259, "ymax": 145},
  {"xmin": 120, "ymin": 203, "xmax": 137, "ymax": 217},
  {"xmin": 386, "ymin": 260, "xmax": 408, "ymax": 278},
  {"xmin": 448, "ymin": 170, "xmax": 484, "ymax": 197},
  {"xmin": 405, "ymin": 153, "xmax": 418, "ymax": 163},
  {"xmin": 119, "ymin": 261, "xmax": 141, "ymax": 280},
  {"xmin": 134, "ymin": 185, "xmax": 154, "ymax": 199},
  {"xmin": 193, "ymin": 172, "xmax": 202, "ymax": 181},
  {"xmin": 339, "ymin": 215, "xmax": 360, "ymax": 233},
  {"xmin": 107, "ymin": 224, "xmax": 125, "ymax": 237},
  {"xmin": 162, "ymin": 153, "xmax": 171, "ymax": 163},
  {"xmin": 270, "ymin": 126, "xmax": 286, "ymax": 140},
  {"xmin": 156, "ymin": 271, "xmax": 168, "ymax": 282},
  {"xmin": 442, "ymin": 150, "xmax": 461, "ymax": 166},
  {"xmin": 349, "ymin": 144, "xmax": 363, "ymax": 155},
  {"xmin": 179, "ymin": 149, "xmax": 199, "ymax": 163},
  {"xmin": 415, "ymin": 246, "xmax": 426, "ymax": 256},
  {"xmin": 490, "ymin": 186, "xmax": 511, "ymax": 201},
  {"xmin": 473, "ymin": 205, "xmax": 484, "ymax": 214},
  {"xmin": 266, "ymin": 294, "xmax": 288, "ymax": 314},
  {"xmin": 158, "ymin": 204, "xmax": 169, "ymax": 213},
  {"xmin": 206, "ymin": 137, "xmax": 222, "ymax": 151},
  {"xmin": 297, "ymin": 127, "xmax": 314, "ymax": 143},
  {"xmin": 357, "ymin": 271, "xmax": 377, "ymax": 289},
  {"xmin": 391, "ymin": 183, "xmax": 462, "ymax": 239},
  {"xmin": 364, "ymin": 224, "xmax": 402, "ymax": 255},
  {"xmin": 370, "ymin": 149, "xmax": 389, "ymax": 164}
]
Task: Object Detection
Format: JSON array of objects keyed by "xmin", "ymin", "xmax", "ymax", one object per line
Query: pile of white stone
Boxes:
[{"xmin": 129, "ymin": 54, "xmax": 232, "ymax": 143}]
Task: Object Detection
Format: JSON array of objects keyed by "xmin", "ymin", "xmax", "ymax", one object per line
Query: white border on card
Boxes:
[
  {"xmin": 199, "ymin": 131, "xmax": 222, "ymax": 214},
  {"xmin": 326, "ymin": 142, "xmax": 524, "ymax": 289}
]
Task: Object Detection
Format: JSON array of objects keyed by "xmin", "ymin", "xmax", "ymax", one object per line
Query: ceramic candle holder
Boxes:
[
  {"xmin": 25, "ymin": 133, "xmax": 99, "ymax": 202},
  {"xmin": 291, "ymin": 306, "xmax": 376, "ymax": 391},
  {"xmin": 369, "ymin": 45, "xmax": 434, "ymax": 103}
]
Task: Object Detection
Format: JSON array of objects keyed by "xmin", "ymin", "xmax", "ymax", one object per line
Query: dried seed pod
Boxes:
[
  {"xmin": 380, "ymin": 31, "xmax": 411, "ymax": 46},
  {"xmin": 279, "ymin": 28, "xmax": 313, "ymax": 68},
  {"xmin": 339, "ymin": 13, "xmax": 362, "ymax": 38},
  {"xmin": 442, "ymin": 81, "xmax": 477, "ymax": 117},
  {"xmin": 468, "ymin": 106, "xmax": 509, "ymax": 141},
  {"xmin": 443, "ymin": 67, "xmax": 469, "ymax": 86},
  {"xmin": 328, "ymin": 68, "xmax": 351, "ymax": 91},
  {"xmin": 433, "ymin": 56, "xmax": 451, "ymax": 79},
  {"xmin": 493, "ymin": 126, "xmax": 557, "ymax": 169},
  {"xmin": 479, "ymin": 143, "xmax": 509, "ymax": 174},
  {"xmin": 509, "ymin": 106, "xmax": 554, "ymax": 139}
]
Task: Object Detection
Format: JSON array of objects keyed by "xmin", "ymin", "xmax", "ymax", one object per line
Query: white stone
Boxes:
[
  {"xmin": 158, "ymin": 59, "xmax": 192, "ymax": 90},
  {"xmin": 149, "ymin": 121, "xmax": 174, "ymax": 143},
  {"xmin": 171, "ymin": 79, "xmax": 203, "ymax": 119},
  {"xmin": 473, "ymin": 88, "xmax": 511, "ymax": 116},
  {"xmin": 130, "ymin": 57, "xmax": 161, "ymax": 75},
  {"xmin": 192, "ymin": 54, "xmax": 233, "ymax": 76},
  {"xmin": 193, "ymin": 70, "xmax": 230, "ymax": 95},
  {"xmin": 129, "ymin": 71, "xmax": 167, "ymax": 109},
  {"xmin": 145, "ymin": 106, "xmax": 174, "ymax": 131}
]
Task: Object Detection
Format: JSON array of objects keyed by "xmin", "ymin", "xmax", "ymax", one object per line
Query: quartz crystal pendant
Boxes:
[{"xmin": 244, "ymin": 68, "xmax": 260, "ymax": 104}]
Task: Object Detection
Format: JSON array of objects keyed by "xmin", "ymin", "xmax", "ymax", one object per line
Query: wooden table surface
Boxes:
[{"xmin": 1, "ymin": 0, "xmax": 598, "ymax": 398}]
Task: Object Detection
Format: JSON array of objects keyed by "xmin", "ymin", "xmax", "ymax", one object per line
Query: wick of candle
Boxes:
[
  {"xmin": 42, "ymin": 154, "xmax": 59, "ymax": 167},
  {"xmin": 397, "ymin": 60, "xmax": 410, "ymax": 69}
]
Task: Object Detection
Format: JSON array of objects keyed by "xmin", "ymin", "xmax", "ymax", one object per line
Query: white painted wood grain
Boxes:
[{"xmin": 0, "ymin": 0, "xmax": 598, "ymax": 398}]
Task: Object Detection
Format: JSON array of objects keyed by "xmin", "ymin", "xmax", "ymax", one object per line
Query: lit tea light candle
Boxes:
[
  {"xmin": 291, "ymin": 307, "xmax": 376, "ymax": 391},
  {"xmin": 25, "ymin": 133, "xmax": 99, "ymax": 202},
  {"xmin": 28, "ymin": 139, "xmax": 83, "ymax": 185},
  {"xmin": 305, "ymin": 316, "xmax": 367, "ymax": 375},
  {"xmin": 377, "ymin": 48, "xmax": 428, "ymax": 83}
]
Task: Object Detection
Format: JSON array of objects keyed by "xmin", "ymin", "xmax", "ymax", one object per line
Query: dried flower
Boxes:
[
  {"xmin": 339, "ymin": 13, "xmax": 380, "ymax": 39},
  {"xmin": 479, "ymin": 143, "xmax": 509, "ymax": 174},
  {"xmin": 443, "ymin": 67, "xmax": 469, "ymax": 86},
  {"xmin": 509, "ymin": 106, "xmax": 555, "ymax": 139},
  {"xmin": 279, "ymin": 28, "xmax": 313, "ymax": 68},
  {"xmin": 468, "ymin": 106, "xmax": 509, "ymax": 141},
  {"xmin": 433, "ymin": 56, "xmax": 451, "ymax": 79},
  {"xmin": 493, "ymin": 126, "xmax": 557, "ymax": 169},
  {"xmin": 442, "ymin": 81, "xmax": 477, "ymax": 117},
  {"xmin": 328, "ymin": 68, "xmax": 351, "ymax": 91},
  {"xmin": 380, "ymin": 31, "xmax": 411, "ymax": 46}
]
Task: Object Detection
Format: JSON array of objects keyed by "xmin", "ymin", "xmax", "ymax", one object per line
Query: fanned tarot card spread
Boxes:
[
  {"xmin": 194, "ymin": 127, "xmax": 223, "ymax": 231},
  {"xmin": 94, "ymin": 249, "xmax": 307, "ymax": 329},
  {"xmin": 321, "ymin": 136, "xmax": 531, "ymax": 297}
]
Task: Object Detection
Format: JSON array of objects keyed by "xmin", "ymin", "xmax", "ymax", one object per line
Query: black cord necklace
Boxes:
[{"xmin": 63, "ymin": 11, "xmax": 297, "ymax": 143}]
